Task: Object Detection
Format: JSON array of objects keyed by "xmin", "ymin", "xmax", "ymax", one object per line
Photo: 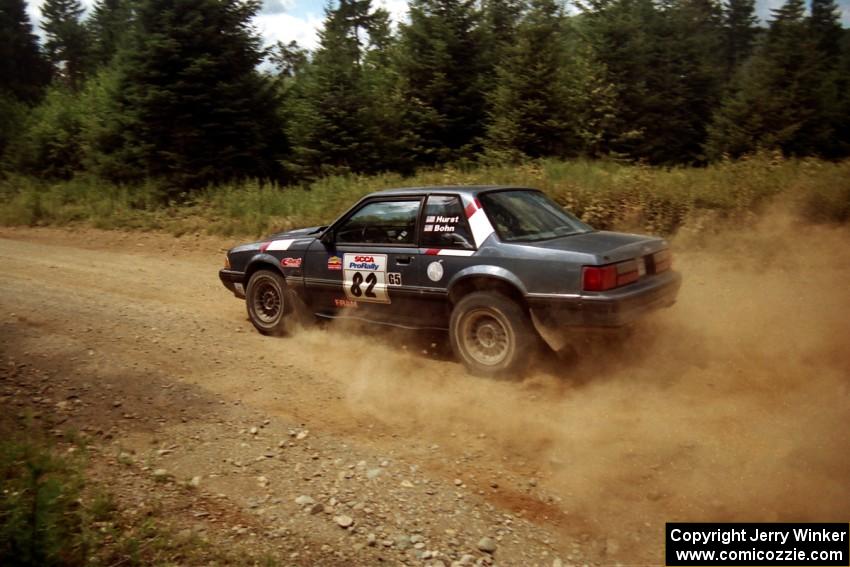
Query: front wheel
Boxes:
[
  {"xmin": 246, "ymin": 270, "xmax": 289, "ymax": 336},
  {"xmin": 449, "ymin": 291, "xmax": 536, "ymax": 378}
]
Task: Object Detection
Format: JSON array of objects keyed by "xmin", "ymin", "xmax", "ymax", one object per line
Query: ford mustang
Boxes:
[{"xmin": 219, "ymin": 186, "xmax": 681, "ymax": 376}]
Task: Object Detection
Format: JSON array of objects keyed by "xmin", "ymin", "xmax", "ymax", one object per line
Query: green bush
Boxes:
[
  {"xmin": 0, "ymin": 156, "xmax": 848, "ymax": 237},
  {"xmin": 0, "ymin": 441, "xmax": 88, "ymax": 566}
]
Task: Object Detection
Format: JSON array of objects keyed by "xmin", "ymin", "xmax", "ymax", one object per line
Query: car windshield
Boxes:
[{"xmin": 479, "ymin": 190, "xmax": 592, "ymax": 242}]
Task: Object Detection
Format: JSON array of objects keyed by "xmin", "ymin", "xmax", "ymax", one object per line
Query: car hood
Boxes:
[
  {"xmin": 266, "ymin": 226, "xmax": 325, "ymax": 240},
  {"xmin": 530, "ymin": 230, "xmax": 666, "ymax": 262}
]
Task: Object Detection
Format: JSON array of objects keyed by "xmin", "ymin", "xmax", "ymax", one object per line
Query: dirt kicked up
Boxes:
[{"xmin": 1, "ymin": 209, "xmax": 848, "ymax": 565}]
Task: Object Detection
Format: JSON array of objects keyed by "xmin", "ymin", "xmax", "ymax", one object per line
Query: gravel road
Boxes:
[{"xmin": 1, "ymin": 219, "xmax": 848, "ymax": 566}]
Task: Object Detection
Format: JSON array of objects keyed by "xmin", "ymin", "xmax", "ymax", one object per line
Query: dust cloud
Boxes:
[{"xmin": 291, "ymin": 209, "xmax": 850, "ymax": 560}]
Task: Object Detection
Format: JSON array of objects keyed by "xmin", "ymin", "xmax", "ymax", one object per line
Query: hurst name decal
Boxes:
[{"xmin": 424, "ymin": 215, "xmax": 461, "ymax": 233}]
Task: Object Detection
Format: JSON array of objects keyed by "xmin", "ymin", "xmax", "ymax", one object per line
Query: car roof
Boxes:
[{"xmin": 368, "ymin": 185, "xmax": 534, "ymax": 198}]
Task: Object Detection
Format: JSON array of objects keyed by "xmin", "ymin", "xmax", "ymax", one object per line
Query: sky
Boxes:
[{"xmin": 24, "ymin": 0, "xmax": 850, "ymax": 53}]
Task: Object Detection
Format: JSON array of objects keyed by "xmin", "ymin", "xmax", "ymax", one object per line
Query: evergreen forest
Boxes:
[{"xmin": 1, "ymin": 0, "xmax": 848, "ymax": 197}]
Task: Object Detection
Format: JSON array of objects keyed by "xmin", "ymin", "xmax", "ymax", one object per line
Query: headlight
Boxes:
[{"xmin": 224, "ymin": 254, "xmax": 231, "ymax": 269}]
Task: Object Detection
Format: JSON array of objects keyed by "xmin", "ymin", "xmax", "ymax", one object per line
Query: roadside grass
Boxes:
[
  {"xmin": 0, "ymin": 437, "xmax": 89, "ymax": 566},
  {"xmin": 1, "ymin": 154, "xmax": 848, "ymax": 239},
  {"xmin": 0, "ymin": 429, "xmax": 278, "ymax": 566}
]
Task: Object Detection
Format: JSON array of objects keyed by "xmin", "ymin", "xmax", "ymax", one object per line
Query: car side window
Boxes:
[
  {"xmin": 421, "ymin": 196, "xmax": 475, "ymax": 249},
  {"xmin": 335, "ymin": 200, "xmax": 420, "ymax": 245}
]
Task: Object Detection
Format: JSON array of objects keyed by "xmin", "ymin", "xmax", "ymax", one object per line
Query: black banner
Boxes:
[{"xmin": 666, "ymin": 523, "xmax": 849, "ymax": 566}]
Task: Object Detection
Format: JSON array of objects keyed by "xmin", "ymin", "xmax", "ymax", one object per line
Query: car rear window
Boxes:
[
  {"xmin": 421, "ymin": 196, "xmax": 475, "ymax": 249},
  {"xmin": 479, "ymin": 190, "xmax": 592, "ymax": 243}
]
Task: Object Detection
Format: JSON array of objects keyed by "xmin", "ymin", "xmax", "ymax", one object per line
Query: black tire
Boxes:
[
  {"xmin": 246, "ymin": 270, "xmax": 289, "ymax": 336},
  {"xmin": 449, "ymin": 291, "xmax": 536, "ymax": 378}
]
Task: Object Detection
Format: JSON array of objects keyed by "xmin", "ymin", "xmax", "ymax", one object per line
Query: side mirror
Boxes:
[{"xmin": 320, "ymin": 230, "xmax": 334, "ymax": 245}]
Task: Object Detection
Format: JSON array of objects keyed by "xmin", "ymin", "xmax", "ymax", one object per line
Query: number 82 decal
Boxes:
[
  {"xmin": 343, "ymin": 253, "xmax": 390, "ymax": 304},
  {"xmin": 350, "ymin": 272, "xmax": 377, "ymax": 297}
]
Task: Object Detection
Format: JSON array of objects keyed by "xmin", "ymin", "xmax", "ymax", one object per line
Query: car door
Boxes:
[
  {"xmin": 302, "ymin": 197, "xmax": 425, "ymax": 324},
  {"xmin": 412, "ymin": 194, "xmax": 479, "ymax": 327}
]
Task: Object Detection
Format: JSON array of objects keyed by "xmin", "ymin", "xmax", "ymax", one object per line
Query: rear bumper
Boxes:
[
  {"xmin": 219, "ymin": 269, "xmax": 246, "ymax": 298},
  {"xmin": 528, "ymin": 271, "xmax": 682, "ymax": 328}
]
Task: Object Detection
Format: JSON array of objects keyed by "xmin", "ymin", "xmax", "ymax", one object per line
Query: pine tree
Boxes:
[
  {"xmin": 809, "ymin": 0, "xmax": 842, "ymax": 58},
  {"xmin": 722, "ymin": 0, "xmax": 758, "ymax": 76},
  {"xmin": 287, "ymin": 0, "xmax": 402, "ymax": 176},
  {"xmin": 269, "ymin": 40, "xmax": 308, "ymax": 79},
  {"xmin": 87, "ymin": 0, "xmax": 133, "ymax": 66},
  {"xmin": 705, "ymin": 0, "xmax": 831, "ymax": 158},
  {"xmin": 396, "ymin": 0, "xmax": 488, "ymax": 164},
  {"xmin": 835, "ymin": 31, "xmax": 850, "ymax": 155},
  {"xmin": 479, "ymin": 0, "xmax": 524, "ymax": 75},
  {"xmin": 41, "ymin": 0, "xmax": 92, "ymax": 88},
  {"xmin": 563, "ymin": 40, "xmax": 620, "ymax": 158},
  {"xmin": 359, "ymin": 9, "xmax": 412, "ymax": 173},
  {"xmin": 580, "ymin": 0, "xmax": 725, "ymax": 163},
  {"xmin": 808, "ymin": 0, "xmax": 845, "ymax": 156},
  {"xmin": 484, "ymin": 0, "xmax": 572, "ymax": 160},
  {"xmin": 97, "ymin": 0, "xmax": 286, "ymax": 189},
  {"xmin": 661, "ymin": 0, "xmax": 726, "ymax": 162},
  {"xmin": 1, "ymin": 0, "xmax": 52, "ymax": 165},
  {"xmin": 1, "ymin": 0, "xmax": 52, "ymax": 101}
]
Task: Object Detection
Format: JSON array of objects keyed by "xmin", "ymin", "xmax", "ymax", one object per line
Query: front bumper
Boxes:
[
  {"xmin": 219, "ymin": 269, "xmax": 246, "ymax": 298},
  {"xmin": 528, "ymin": 270, "xmax": 682, "ymax": 329}
]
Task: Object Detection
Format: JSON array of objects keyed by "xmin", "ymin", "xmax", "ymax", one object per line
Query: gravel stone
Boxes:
[
  {"xmin": 477, "ymin": 536, "xmax": 497, "ymax": 553},
  {"xmin": 334, "ymin": 515, "xmax": 354, "ymax": 528},
  {"xmin": 294, "ymin": 495, "xmax": 315, "ymax": 506}
]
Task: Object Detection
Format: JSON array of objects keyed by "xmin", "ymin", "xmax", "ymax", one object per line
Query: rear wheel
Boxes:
[
  {"xmin": 246, "ymin": 270, "xmax": 289, "ymax": 336},
  {"xmin": 449, "ymin": 291, "xmax": 535, "ymax": 377}
]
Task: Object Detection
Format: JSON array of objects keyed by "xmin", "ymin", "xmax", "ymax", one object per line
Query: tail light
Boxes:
[
  {"xmin": 583, "ymin": 259, "xmax": 640, "ymax": 291},
  {"xmin": 583, "ymin": 248, "xmax": 673, "ymax": 291},
  {"xmin": 653, "ymin": 249, "xmax": 672, "ymax": 273}
]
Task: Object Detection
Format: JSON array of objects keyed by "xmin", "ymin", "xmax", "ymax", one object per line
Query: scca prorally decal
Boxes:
[
  {"xmin": 343, "ymin": 253, "xmax": 390, "ymax": 304},
  {"xmin": 280, "ymin": 257, "xmax": 302, "ymax": 268},
  {"xmin": 347, "ymin": 255, "xmax": 381, "ymax": 270}
]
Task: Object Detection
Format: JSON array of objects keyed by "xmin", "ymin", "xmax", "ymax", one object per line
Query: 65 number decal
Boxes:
[{"xmin": 343, "ymin": 254, "xmax": 390, "ymax": 304}]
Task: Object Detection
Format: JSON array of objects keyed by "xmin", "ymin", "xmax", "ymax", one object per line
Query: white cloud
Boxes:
[
  {"xmin": 261, "ymin": 0, "xmax": 297, "ymax": 16},
  {"xmin": 254, "ymin": 0, "xmax": 411, "ymax": 53},
  {"xmin": 254, "ymin": 12, "xmax": 325, "ymax": 51},
  {"xmin": 375, "ymin": 0, "xmax": 410, "ymax": 25}
]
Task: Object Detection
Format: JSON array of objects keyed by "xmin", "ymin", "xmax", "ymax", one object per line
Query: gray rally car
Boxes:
[{"xmin": 219, "ymin": 186, "xmax": 681, "ymax": 376}]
